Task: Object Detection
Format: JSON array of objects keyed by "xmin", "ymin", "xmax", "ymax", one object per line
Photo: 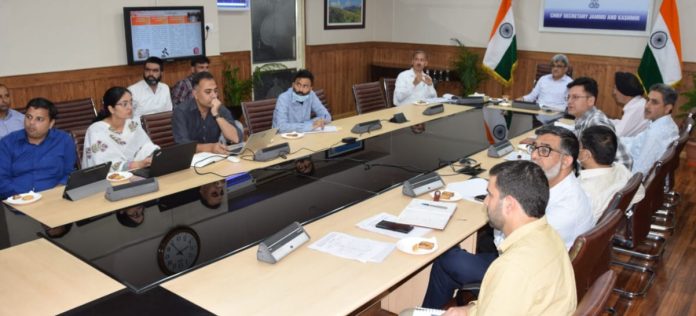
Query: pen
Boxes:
[{"xmin": 421, "ymin": 203, "xmax": 448, "ymax": 209}]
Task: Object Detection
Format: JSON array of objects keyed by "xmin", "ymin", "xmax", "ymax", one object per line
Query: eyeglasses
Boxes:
[
  {"xmin": 527, "ymin": 144, "xmax": 565, "ymax": 157},
  {"xmin": 565, "ymin": 95, "xmax": 591, "ymax": 102},
  {"xmin": 550, "ymin": 64, "xmax": 567, "ymax": 68},
  {"xmin": 115, "ymin": 100, "xmax": 133, "ymax": 107}
]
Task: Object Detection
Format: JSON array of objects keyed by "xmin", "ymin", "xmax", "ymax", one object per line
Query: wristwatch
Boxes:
[{"xmin": 212, "ymin": 113, "xmax": 222, "ymax": 119}]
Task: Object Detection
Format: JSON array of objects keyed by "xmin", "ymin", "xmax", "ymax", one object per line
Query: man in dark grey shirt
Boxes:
[{"xmin": 172, "ymin": 72, "xmax": 241, "ymax": 154}]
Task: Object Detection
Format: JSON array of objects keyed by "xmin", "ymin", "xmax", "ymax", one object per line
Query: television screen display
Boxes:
[{"xmin": 123, "ymin": 6, "xmax": 205, "ymax": 65}]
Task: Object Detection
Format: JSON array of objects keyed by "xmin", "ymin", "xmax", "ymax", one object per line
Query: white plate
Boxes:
[
  {"xmin": 397, "ymin": 237, "xmax": 438, "ymax": 255},
  {"xmin": 106, "ymin": 171, "xmax": 133, "ymax": 182},
  {"xmin": 429, "ymin": 190, "xmax": 462, "ymax": 202},
  {"xmin": 414, "ymin": 100, "xmax": 428, "ymax": 105},
  {"xmin": 280, "ymin": 132, "xmax": 305, "ymax": 139},
  {"xmin": 5, "ymin": 191, "xmax": 42, "ymax": 205}
]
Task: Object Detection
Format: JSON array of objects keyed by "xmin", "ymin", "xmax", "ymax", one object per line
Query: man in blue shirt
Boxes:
[
  {"xmin": 272, "ymin": 69, "xmax": 331, "ymax": 133},
  {"xmin": 621, "ymin": 83, "xmax": 679, "ymax": 177},
  {"xmin": 0, "ymin": 98, "xmax": 76, "ymax": 199},
  {"xmin": 0, "ymin": 84, "xmax": 25, "ymax": 139}
]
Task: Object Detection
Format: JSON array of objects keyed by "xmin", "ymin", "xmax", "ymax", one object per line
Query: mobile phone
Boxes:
[
  {"xmin": 376, "ymin": 220, "xmax": 414, "ymax": 234},
  {"xmin": 474, "ymin": 194, "xmax": 487, "ymax": 202}
]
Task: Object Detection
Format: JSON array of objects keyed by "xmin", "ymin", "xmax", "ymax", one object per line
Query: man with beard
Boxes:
[
  {"xmin": 0, "ymin": 98, "xmax": 76, "ymax": 199},
  {"xmin": 272, "ymin": 69, "xmax": 331, "ymax": 133},
  {"xmin": 172, "ymin": 72, "xmax": 241, "ymax": 154},
  {"xmin": 421, "ymin": 125, "xmax": 592, "ymax": 309},
  {"xmin": 424, "ymin": 161, "xmax": 577, "ymax": 315},
  {"xmin": 128, "ymin": 57, "xmax": 173, "ymax": 118},
  {"xmin": 0, "ymin": 83, "xmax": 24, "ymax": 139},
  {"xmin": 393, "ymin": 50, "xmax": 437, "ymax": 106}
]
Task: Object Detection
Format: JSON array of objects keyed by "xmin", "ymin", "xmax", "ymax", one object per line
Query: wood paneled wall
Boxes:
[
  {"xmin": 308, "ymin": 42, "xmax": 696, "ymax": 119},
  {"xmin": 4, "ymin": 43, "xmax": 695, "ymax": 121},
  {"xmin": 0, "ymin": 51, "xmax": 251, "ymax": 112}
]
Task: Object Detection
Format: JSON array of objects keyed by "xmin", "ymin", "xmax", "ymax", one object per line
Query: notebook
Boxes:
[
  {"xmin": 229, "ymin": 128, "xmax": 278, "ymax": 155},
  {"xmin": 131, "ymin": 142, "xmax": 197, "ymax": 178},
  {"xmin": 396, "ymin": 199, "xmax": 457, "ymax": 230}
]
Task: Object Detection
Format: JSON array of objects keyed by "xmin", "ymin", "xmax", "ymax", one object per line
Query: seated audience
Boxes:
[
  {"xmin": 0, "ymin": 84, "xmax": 24, "ymax": 139},
  {"xmin": 610, "ymin": 72, "xmax": 649, "ymax": 137},
  {"xmin": 579, "ymin": 125, "xmax": 645, "ymax": 224},
  {"xmin": 272, "ymin": 69, "xmax": 331, "ymax": 133},
  {"xmin": 171, "ymin": 56, "xmax": 210, "ymax": 107},
  {"xmin": 0, "ymin": 98, "xmax": 76, "ymax": 199},
  {"xmin": 394, "ymin": 50, "xmax": 437, "ymax": 106},
  {"xmin": 437, "ymin": 161, "xmax": 577, "ymax": 315},
  {"xmin": 520, "ymin": 54, "xmax": 573, "ymax": 123},
  {"xmin": 172, "ymin": 71, "xmax": 241, "ymax": 154},
  {"xmin": 83, "ymin": 87, "xmax": 160, "ymax": 171},
  {"xmin": 622, "ymin": 83, "xmax": 680, "ymax": 177},
  {"xmin": 422, "ymin": 125, "xmax": 592, "ymax": 309},
  {"xmin": 128, "ymin": 57, "xmax": 173, "ymax": 117},
  {"xmin": 567, "ymin": 77, "xmax": 633, "ymax": 170}
]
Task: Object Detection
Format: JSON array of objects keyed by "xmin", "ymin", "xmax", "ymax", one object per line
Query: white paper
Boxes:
[
  {"xmin": 412, "ymin": 307, "xmax": 445, "ymax": 316},
  {"xmin": 425, "ymin": 97, "xmax": 450, "ymax": 104},
  {"xmin": 304, "ymin": 125, "xmax": 339, "ymax": 133},
  {"xmin": 308, "ymin": 232, "xmax": 395, "ymax": 263},
  {"xmin": 396, "ymin": 199, "xmax": 457, "ymax": 230},
  {"xmin": 447, "ymin": 178, "xmax": 489, "ymax": 203},
  {"xmin": 191, "ymin": 152, "xmax": 225, "ymax": 167},
  {"xmin": 357, "ymin": 212, "xmax": 431, "ymax": 239}
]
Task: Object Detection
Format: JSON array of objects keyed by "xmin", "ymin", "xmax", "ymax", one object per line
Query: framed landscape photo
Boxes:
[{"xmin": 324, "ymin": 0, "xmax": 365, "ymax": 30}]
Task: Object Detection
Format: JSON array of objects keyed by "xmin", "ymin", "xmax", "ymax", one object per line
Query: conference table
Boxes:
[{"xmin": 1, "ymin": 102, "xmax": 537, "ymax": 315}]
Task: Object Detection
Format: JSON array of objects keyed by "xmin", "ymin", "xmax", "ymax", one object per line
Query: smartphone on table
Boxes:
[{"xmin": 376, "ymin": 220, "xmax": 414, "ymax": 234}]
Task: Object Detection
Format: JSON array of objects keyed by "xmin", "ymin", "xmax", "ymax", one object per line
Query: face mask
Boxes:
[
  {"xmin": 292, "ymin": 91, "xmax": 309, "ymax": 103},
  {"xmin": 144, "ymin": 75, "xmax": 160, "ymax": 86}
]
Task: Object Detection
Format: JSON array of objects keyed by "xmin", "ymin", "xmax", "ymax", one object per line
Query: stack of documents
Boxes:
[
  {"xmin": 309, "ymin": 232, "xmax": 395, "ymax": 263},
  {"xmin": 396, "ymin": 199, "xmax": 457, "ymax": 230}
]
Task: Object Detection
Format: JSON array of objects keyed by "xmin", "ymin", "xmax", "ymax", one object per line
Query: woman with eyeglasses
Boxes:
[{"xmin": 82, "ymin": 87, "xmax": 159, "ymax": 171}]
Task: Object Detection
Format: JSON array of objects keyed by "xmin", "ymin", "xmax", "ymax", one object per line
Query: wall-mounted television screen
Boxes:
[{"xmin": 123, "ymin": 6, "xmax": 206, "ymax": 65}]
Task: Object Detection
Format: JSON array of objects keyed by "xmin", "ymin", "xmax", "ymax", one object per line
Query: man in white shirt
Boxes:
[
  {"xmin": 610, "ymin": 72, "xmax": 649, "ymax": 137},
  {"xmin": 621, "ymin": 83, "xmax": 680, "ymax": 177},
  {"xmin": 579, "ymin": 125, "xmax": 645, "ymax": 224},
  {"xmin": 393, "ymin": 50, "xmax": 437, "ymax": 106},
  {"xmin": 128, "ymin": 57, "xmax": 173, "ymax": 118},
  {"xmin": 529, "ymin": 125, "xmax": 594, "ymax": 249},
  {"xmin": 520, "ymin": 54, "xmax": 573, "ymax": 123}
]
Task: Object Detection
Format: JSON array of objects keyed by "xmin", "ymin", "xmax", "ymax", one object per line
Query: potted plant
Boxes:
[
  {"xmin": 450, "ymin": 38, "xmax": 486, "ymax": 96},
  {"xmin": 680, "ymin": 74, "xmax": 696, "ymax": 166},
  {"xmin": 222, "ymin": 63, "xmax": 287, "ymax": 118}
]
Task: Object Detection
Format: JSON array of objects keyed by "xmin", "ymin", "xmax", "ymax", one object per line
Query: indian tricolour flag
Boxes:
[
  {"xmin": 482, "ymin": 0, "xmax": 517, "ymax": 86},
  {"xmin": 638, "ymin": 0, "xmax": 682, "ymax": 90}
]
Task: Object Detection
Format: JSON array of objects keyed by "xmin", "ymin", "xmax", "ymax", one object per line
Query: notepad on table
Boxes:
[{"xmin": 396, "ymin": 198, "xmax": 457, "ymax": 230}]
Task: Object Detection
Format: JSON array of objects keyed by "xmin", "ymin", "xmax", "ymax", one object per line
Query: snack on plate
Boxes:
[
  {"xmin": 108, "ymin": 173, "xmax": 124, "ymax": 180},
  {"xmin": 441, "ymin": 191, "xmax": 454, "ymax": 200},
  {"xmin": 22, "ymin": 195, "xmax": 34, "ymax": 201},
  {"xmin": 412, "ymin": 241, "xmax": 435, "ymax": 252},
  {"xmin": 287, "ymin": 133, "xmax": 298, "ymax": 137},
  {"xmin": 12, "ymin": 194, "xmax": 21, "ymax": 200}
]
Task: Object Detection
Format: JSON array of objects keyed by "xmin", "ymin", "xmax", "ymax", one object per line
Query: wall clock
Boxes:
[{"xmin": 157, "ymin": 226, "xmax": 200, "ymax": 275}]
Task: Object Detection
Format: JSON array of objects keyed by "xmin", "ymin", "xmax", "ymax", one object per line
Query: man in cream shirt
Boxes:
[
  {"xmin": 441, "ymin": 160, "xmax": 576, "ymax": 315},
  {"xmin": 393, "ymin": 50, "xmax": 437, "ymax": 106},
  {"xmin": 579, "ymin": 125, "xmax": 644, "ymax": 224}
]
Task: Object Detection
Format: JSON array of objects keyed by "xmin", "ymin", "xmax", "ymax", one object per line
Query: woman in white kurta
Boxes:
[{"xmin": 82, "ymin": 87, "xmax": 159, "ymax": 171}]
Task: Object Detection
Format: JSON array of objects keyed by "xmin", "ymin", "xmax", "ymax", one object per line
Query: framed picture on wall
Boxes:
[{"xmin": 324, "ymin": 0, "xmax": 365, "ymax": 30}]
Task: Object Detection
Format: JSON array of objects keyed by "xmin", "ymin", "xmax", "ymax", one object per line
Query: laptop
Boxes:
[
  {"xmin": 63, "ymin": 162, "xmax": 112, "ymax": 201},
  {"xmin": 229, "ymin": 128, "xmax": 278, "ymax": 156},
  {"xmin": 131, "ymin": 142, "xmax": 197, "ymax": 178},
  {"xmin": 511, "ymin": 100, "xmax": 541, "ymax": 111}
]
